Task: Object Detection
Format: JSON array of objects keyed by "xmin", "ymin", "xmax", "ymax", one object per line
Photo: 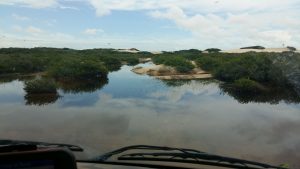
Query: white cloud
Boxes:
[
  {"xmin": 1, "ymin": 0, "xmax": 80, "ymax": 10},
  {"xmin": 259, "ymin": 31, "xmax": 292, "ymax": 45},
  {"xmin": 149, "ymin": 4, "xmax": 300, "ymax": 48},
  {"xmin": 12, "ymin": 25, "xmax": 23, "ymax": 32},
  {"xmin": 59, "ymin": 5, "xmax": 79, "ymax": 10},
  {"xmin": 86, "ymin": 0, "xmax": 299, "ymax": 16},
  {"xmin": 85, "ymin": 0, "xmax": 300, "ymax": 48},
  {"xmin": 1, "ymin": 0, "xmax": 300, "ymax": 49},
  {"xmin": 12, "ymin": 13, "xmax": 30, "ymax": 21},
  {"xmin": 26, "ymin": 26, "xmax": 43, "ymax": 35},
  {"xmin": 83, "ymin": 28, "xmax": 104, "ymax": 35},
  {"xmin": 0, "ymin": 28, "xmax": 195, "ymax": 51},
  {"xmin": 149, "ymin": 81, "xmax": 219, "ymax": 102},
  {"xmin": 0, "ymin": 0, "xmax": 58, "ymax": 8}
]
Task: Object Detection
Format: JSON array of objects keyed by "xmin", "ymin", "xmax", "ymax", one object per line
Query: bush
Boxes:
[
  {"xmin": 175, "ymin": 65, "xmax": 194, "ymax": 73},
  {"xmin": 100, "ymin": 56, "xmax": 122, "ymax": 71},
  {"xmin": 24, "ymin": 78, "xmax": 57, "ymax": 94},
  {"xmin": 233, "ymin": 78, "xmax": 264, "ymax": 92},
  {"xmin": 196, "ymin": 56, "xmax": 222, "ymax": 71},
  {"xmin": 0, "ymin": 48, "xmax": 147, "ymax": 75},
  {"xmin": 208, "ymin": 53, "xmax": 272, "ymax": 82},
  {"xmin": 241, "ymin": 46, "xmax": 265, "ymax": 49},
  {"xmin": 0, "ymin": 55, "xmax": 46, "ymax": 74},
  {"xmin": 153, "ymin": 55, "xmax": 195, "ymax": 73},
  {"xmin": 48, "ymin": 59, "xmax": 108, "ymax": 80},
  {"xmin": 196, "ymin": 52, "xmax": 294, "ymax": 87},
  {"xmin": 287, "ymin": 46, "xmax": 297, "ymax": 51},
  {"xmin": 204, "ymin": 48, "xmax": 221, "ymax": 53},
  {"xmin": 174, "ymin": 49, "xmax": 202, "ymax": 60},
  {"xmin": 126, "ymin": 57, "xmax": 139, "ymax": 65}
]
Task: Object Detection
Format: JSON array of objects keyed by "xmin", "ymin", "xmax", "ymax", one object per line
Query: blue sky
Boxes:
[{"xmin": 0, "ymin": 0, "xmax": 300, "ymax": 51}]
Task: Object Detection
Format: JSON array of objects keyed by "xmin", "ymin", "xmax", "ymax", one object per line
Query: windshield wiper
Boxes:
[
  {"xmin": 87, "ymin": 145, "xmax": 287, "ymax": 169},
  {"xmin": 0, "ymin": 139, "xmax": 83, "ymax": 152}
]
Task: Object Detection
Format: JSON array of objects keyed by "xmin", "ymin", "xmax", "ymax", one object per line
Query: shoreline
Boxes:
[{"xmin": 132, "ymin": 64, "xmax": 212, "ymax": 80}]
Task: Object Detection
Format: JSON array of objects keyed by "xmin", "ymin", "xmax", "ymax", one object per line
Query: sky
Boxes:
[{"xmin": 0, "ymin": 0, "xmax": 300, "ymax": 51}]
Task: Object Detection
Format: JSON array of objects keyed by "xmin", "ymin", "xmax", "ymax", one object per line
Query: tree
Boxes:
[{"xmin": 204, "ymin": 48, "xmax": 221, "ymax": 53}]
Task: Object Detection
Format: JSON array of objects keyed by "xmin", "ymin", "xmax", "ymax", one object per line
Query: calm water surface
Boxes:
[{"xmin": 0, "ymin": 63, "xmax": 299, "ymax": 167}]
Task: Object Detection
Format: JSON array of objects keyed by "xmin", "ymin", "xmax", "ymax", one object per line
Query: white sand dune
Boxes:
[
  {"xmin": 132, "ymin": 64, "xmax": 212, "ymax": 80},
  {"xmin": 222, "ymin": 48, "xmax": 293, "ymax": 53}
]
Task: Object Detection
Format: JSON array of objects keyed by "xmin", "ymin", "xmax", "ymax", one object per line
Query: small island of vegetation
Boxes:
[{"xmin": 24, "ymin": 78, "xmax": 57, "ymax": 94}]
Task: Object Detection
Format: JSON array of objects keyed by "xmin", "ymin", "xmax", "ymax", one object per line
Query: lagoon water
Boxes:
[{"xmin": 0, "ymin": 63, "xmax": 299, "ymax": 167}]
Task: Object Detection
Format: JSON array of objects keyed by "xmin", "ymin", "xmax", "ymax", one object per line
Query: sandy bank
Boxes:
[{"xmin": 132, "ymin": 64, "xmax": 212, "ymax": 80}]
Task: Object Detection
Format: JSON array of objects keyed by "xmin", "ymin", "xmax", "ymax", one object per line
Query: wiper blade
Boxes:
[
  {"xmin": 93, "ymin": 145, "xmax": 286, "ymax": 169},
  {"xmin": 96, "ymin": 145, "xmax": 204, "ymax": 161},
  {"xmin": 0, "ymin": 139, "xmax": 83, "ymax": 152}
]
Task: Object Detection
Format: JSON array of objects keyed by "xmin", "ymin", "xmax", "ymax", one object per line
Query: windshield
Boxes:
[{"xmin": 0, "ymin": 0, "xmax": 299, "ymax": 168}]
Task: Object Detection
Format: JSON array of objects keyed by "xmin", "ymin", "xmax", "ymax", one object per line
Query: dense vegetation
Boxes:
[
  {"xmin": 0, "ymin": 47, "xmax": 149, "ymax": 76},
  {"xmin": 204, "ymin": 48, "xmax": 221, "ymax": 53},
  {"xmin": 152, "ymin": 50, "xmax": 199, "ymax": 73},
  {"xmin": 153, "ymin": 55, "xmax": 195, "ymax": 73},
  {"xmin": 48, "ymin": 58, "xmax": 108, "ymax": 80},
  {"xmin": 287, "ymin": 46, "xmax": 297, "ymax": 51},
  {"xmin": 24, "ymin": 78, "xmax": 57, "ymax": 94},
  {"xmin": 240, "ymin": 46, "xmax": 265, "ymax": 49},
  {"xmin": 197, "ymin": 51, "xmax": 300, "ymax": 92}
]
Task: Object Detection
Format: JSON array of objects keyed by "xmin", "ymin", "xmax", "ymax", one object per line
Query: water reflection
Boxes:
[
  {"xmin": 57, "ymin": 78, "xmax": 108, "ymax": 94},
  {"xmin": 22, "ymin": 77, "xmax": 109, "ymax": 106},
  {"xmin": 24, "ymin": 94, "xmax": 61, "ymax": 106},
  {"xmin": 161, "ymin": 79, "xmax": 300, "ymax": 104},
  {"xmin": 161, "ymin": 79, "xmax": 214, "ymax": 87},
  {"xmin": 220, "ymin": 84, "xmax": 300, "ymax": 104}
]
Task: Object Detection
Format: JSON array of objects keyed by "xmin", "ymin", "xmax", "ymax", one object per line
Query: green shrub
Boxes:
[
  {"xmin": 241, "ymin": 46, "xmax": 265, "ymax": 49},
  {"xmin": 174, "ymin": 49, "xmax": 202, "ymax": 60},
  {"xmin": 153, "ymin": 55, "xmax": 194, "ymax": 73},
  {"xmin": 24, "ymin": 78, "xmax": 57, "ymax": 94},
  {"xmin": 100, "ymin": 56, "xmax": 122, "ymax": 71},
  {"xmin": 175, "ymin": 65, "xmax": 194, "ymax": 73},
  {"xmin": 199, "ymin": 53, "xmax": 273, "ymax": 82},
  {"xmin": 196, "ymin": 56, "xmax": 222, "ymax": 71},
  {"xmin": 204, "ymin": 48, "xmax": 221, "ymax": 53},
  {"xmin": 48, "ymin": 59, "xmax": 108, "ymax": 79},
  {"xmin": 0, "ymin": 48, "xmax": 146, "ymax": 75},
  {"xmin": 0, "ymin": 55, "xmax": 46, "ymax": 74},
  {"xmin": 287, "ymin": 46, "xmax": 296, "ymax": 51},
  {"xmin": 196, "ymin": 52, "xmax": 300, "ymax": 92},
  {"xmin": 126, "ymin": 57, "xmax": 139, "ymax": 65}
]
